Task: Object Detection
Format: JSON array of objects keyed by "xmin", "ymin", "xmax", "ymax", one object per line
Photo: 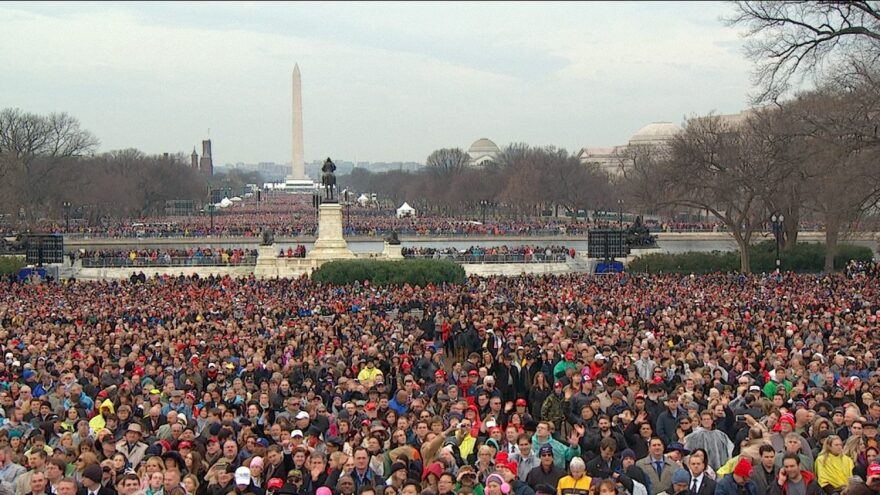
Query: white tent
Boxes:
[
  {"xmin": 396, "ymin": 202, "xmax": 416, "ymax": 218},
  {"xmin": 218, "ymin": 197, "xmax": 233, "ymax": 208},
  {"xmin": 230, "ymin": 196, "xmax": 243, "ymax": 202},
  {"xmin": 356, "ymin": 194, "xmax": 370, "ymax": 207}
]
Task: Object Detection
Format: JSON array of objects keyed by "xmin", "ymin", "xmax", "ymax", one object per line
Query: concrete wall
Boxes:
[
  {"xmin": 462, "ymin": 263, "xmax": 578, "ymax": 276},
  {"xmin": 75, "ymin": 261, "xmax": 586, "ymax": 280},
  {"xmin": 75, "ymin": 266, "xmax": 256, "ymax": 280}
]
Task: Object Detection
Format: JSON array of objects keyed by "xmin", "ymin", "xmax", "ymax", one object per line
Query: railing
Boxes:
[
  {"xmin": 402, "ymin": 253, "xmax": 570, "ymax": 263},
  {"xmin": 80, "ymin": 255, "xmax": 258, "ymax": 268},
  {"xmin": 50, "ymin": 226, "xmax": 836, "ymax": 240}
]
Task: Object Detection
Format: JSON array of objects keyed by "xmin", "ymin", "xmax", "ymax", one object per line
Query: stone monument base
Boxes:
[
  {"xmin": 254, "ymin": 244, "xmax": 281, "ymax": 278},
  {"xmin": 383, "ymin": 242, "xmax": 404, "ymax": 259},
  {"xmin": 307, "ymin": 203, "xmax": 354, "ymax": 260}
]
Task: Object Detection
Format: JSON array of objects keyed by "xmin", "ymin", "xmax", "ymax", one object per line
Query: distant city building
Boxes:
[
  {"xmin": 191, "ymin": 148, "xmax": 199, "ymax": 171},
  {"xmin": 467, "ymin": 138, "xmax": 501, "ymax": 166},
  {"xmin": 576, "ymin": 146, "xmax": 627, "ymax": 176},
  {"xmin": 217, "ymin": 160, "xmax": 424, "ymax": 185},
  {"xmin": 199, "ymin": 139, "xmax": 214, "ymax": 176},
  {"xmin": 578, "ymin": 111, "xmax": 753, "ymax": 176}
]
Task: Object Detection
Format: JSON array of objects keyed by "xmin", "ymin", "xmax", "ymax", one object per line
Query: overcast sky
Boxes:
[{"xmin": 2, "ymin": 1, "xmax": 756, "ymax": 165}]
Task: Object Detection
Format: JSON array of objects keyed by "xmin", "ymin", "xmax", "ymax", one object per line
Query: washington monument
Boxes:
[{"xmin": 291, "ymin": 64, "xmax": 305, "ymax": 180}]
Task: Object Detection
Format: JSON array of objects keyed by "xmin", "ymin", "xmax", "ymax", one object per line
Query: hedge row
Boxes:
[
  {"xmin": 0, "ymin": 256, "xmax": 26, "ymax": 275},
  {"xmin": 629, "ymin": 241, "xmax": 873, "ymax": 274},
  {"xmin": 312, "ymin": 259, "xmax": 466, "ymax": 286}
]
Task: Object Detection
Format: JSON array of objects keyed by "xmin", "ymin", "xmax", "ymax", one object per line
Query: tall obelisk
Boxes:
[{"xmin": 291, "ymin": 64, "xmax": 305, "ymax": 180}]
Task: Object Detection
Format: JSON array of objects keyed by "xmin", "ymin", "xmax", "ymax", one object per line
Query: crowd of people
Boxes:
[
  {"xmin": 77, "ymin": 249, "xmax": 259, "ymax": 267},
  {"xmin": 402, "ymin": 246, "xmax": 573, "ymax": 263},
  {"xmin": 0, "ymin": 267, "xmax": 879, "ymax": 495},
  {"xmin": 2, "ymin": 194, "xmax": 817, "ymax": 240},
  {"xmin": 278, "ymin": 247, "xmax": 308, "ymax": 259},
  {"xmin": 845, "ymin": 261, "xmax": 880, "ymax": 279}
]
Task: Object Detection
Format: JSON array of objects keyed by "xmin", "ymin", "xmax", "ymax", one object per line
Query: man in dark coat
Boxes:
[{"xmin": 525, "ymin": 445, "xmax": 566, "ymax": 490}]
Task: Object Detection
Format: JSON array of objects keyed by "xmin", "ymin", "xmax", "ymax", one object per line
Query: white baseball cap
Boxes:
[
  {"xmin": 234, "ymin": 466, "xmax": 251, "ymax": 485},
  {"xmin": 295, "ymin": 411, "xmax": 309, "ymax": 420},
  {"xmin": 291, "ymin": 429, "xmax": 304, "ymax": 438}
]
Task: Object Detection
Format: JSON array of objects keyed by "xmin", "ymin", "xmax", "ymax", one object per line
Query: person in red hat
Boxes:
[
  {"xmin": 496, "ymin": 458, "xmax": 533, "ymax": 495},
  {"xmin": 427, "ymin": 369, "xmax": 448, "ymax": 397},
  {"xmin": 715, "ymin": 457, "xmax": 758, "ymax": 495},
  {"xmin": 464, "ymin": 369, "xmax": 481, "ymax": 398},
  {"xmin": 848, "ymin": 462, "xmax": 880, "ymax": 495},
  {"xmin": 513, "ymin": 397, "xmax": 535, "ymax": 427}
]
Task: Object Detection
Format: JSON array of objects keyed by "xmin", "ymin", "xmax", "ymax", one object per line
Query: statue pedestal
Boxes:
[
  {"xmin": 383, "ymin": 242, "xmax": 403, "ymax": 259},
  {"xmin": 308, "ymin": 203, "xmax": 354, "ymax": 260},
  {"xmin": 254, "ymin": 244, "xmax": 280, "ymax": 278}
]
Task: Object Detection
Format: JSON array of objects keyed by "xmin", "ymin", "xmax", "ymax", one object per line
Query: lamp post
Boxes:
[
  {"xmin": 342, "ymin": 188, "xmax": 352, "ymax": 233},
  {"xmin": 207, "ymin": 204, "xmax": 215, "ymax": 232},
  {"xmin": 617, "ymin": 199, "xmax": 624, "ymax": 226},
  {"xmin": 771, "ymin": 213, "xmax": 784, "ymax": 269},
  {"xmin": 62, "ymin": 201, "xmax": 71, "ymax": 233},
  {"xmin": 480, "ymin": 200, "xmax": 489, "ymax": 224}
]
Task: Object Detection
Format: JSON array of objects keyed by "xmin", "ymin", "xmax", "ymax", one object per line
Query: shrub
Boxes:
[
  {"xmin": 628, "ymin": 241, "xmax": 873, "ymax": 274},
  {"xmin": 312, "ymin": 259, "xmax": 466, "ymax": 286},
  {"xmin": 628, "ymin": 251, "xmax": 739, "ymax": 274},
  {"xmin": 0, "ymin": 256, "xmax": 26, "ymax": 275}
]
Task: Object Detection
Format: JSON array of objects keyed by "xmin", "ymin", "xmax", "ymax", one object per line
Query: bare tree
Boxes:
[
  {"xmin": 613, "ymin": 144, "xmax": 669, "ymax": 214},
  {"xmin": 544, "ymin": 150, "xmax": 611, "ymax": 221},
  {"xmin": 0, "ymin": 109, "xmax": 98, "ymax": 222},
  {"xmin": 425, "ymin": 148, "xmax": 470, "ymax": 177},
  {"xmin": 726, "ymin": 1, "xmax": 880, "ymax": 102},
  {"xmin": 783, "ymin": 84, "xmax": 880, "ymax": 270},
  {"xmin": 654, "ymin": 111, "xmax": 799, "ymax": 273}
]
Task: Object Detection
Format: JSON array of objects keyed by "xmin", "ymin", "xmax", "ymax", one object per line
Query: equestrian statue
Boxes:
[{"xmin": 321, "ymin": 157, "xmax": 337, "ymax": 202}]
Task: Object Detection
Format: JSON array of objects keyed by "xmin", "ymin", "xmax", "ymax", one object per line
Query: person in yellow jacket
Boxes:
[
  {"xmin": 557, "ymin": 457, "xmax": 593, "ymax": 495},
  {"xmin": 357, "ymin": 358, "xmax": 383, "ymax": 382},
  {"xmin": 88, "ymin": 398, "xmax": 115, "ymax": 433},
  {"xmin": 815, "ymin": 435, "xmax": 853, "ymax": 492}
]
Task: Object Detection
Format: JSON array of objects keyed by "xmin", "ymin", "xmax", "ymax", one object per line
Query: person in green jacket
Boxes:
[
  {"xmin": 531, "ymin": 421, "xmax": 582, "ymax": 470},
  {"xmin": 454, "ymin": 466, "xmax": 485, "ymax": 495},
  {"xmin": 763, "ymin": 368, "xmax": 793, "ymax": 399},
  {"xmin": 553, "ymin": 351, "xmax": 577, "ymax": 380},
  {"xmin": 541, "ymin": 383, "xmax": 567, "ymax": 433}
]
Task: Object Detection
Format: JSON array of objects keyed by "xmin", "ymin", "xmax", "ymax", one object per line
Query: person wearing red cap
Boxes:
[
  {"xmin": 464, "ymin": 369, "xmax": 481, "ymax": 398},
  {"xmin": 426, "ymin": 369, "xmax": 448, "ymax": 397},
  {"xmin": 847, "ymin": 462, "xmax": 880, "ymax": 495},
  {"xmin": 770, "ymin": 413, "xmax": 811, "ymax": 459},
  {"xmin": 715, "ymin": 457, "xmax": 758, "ymax": 495}
]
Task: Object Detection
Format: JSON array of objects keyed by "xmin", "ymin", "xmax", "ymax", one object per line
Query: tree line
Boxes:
[
  {"xmin": 339, "ymin": 145, "xmax": 613, "ymax": 221},
  {"xmin": 0, "ymin": 108, "xmax": 259, "ymax": 229}
]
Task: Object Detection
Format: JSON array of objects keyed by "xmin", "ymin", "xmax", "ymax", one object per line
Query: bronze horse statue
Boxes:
[{"xmin": 321, "ymin": 157, "xmax": 337, "ymax": 202}]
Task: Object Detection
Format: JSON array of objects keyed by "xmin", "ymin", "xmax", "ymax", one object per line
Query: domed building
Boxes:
[
  {"xmin": 467, "ymin": 138, "xmax": 501, "ymax": 166},
  {"xmin": 577, "ymin": 121, "xmax": 682, "ymax": 176},
  {"xmin": 628, "ymin": 122, "xmax": 681, "ymax": 146}
]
